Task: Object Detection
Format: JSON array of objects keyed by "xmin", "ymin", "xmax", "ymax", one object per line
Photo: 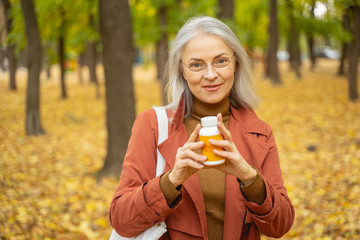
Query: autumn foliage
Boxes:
[{"xmin": 0, "ymin": 60, "xmax": 359, "ymax": 239}]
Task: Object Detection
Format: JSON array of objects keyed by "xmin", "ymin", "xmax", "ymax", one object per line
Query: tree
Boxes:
[
  {"xmin": 58, "ymin": 6, "xmax": 67, "ymax": 98},
  {"xmin": 266, "ymin": 0, "xmax": 281, "ymax": 84},
  {"xmin": 306, "ymin": 0, "xmax": 317, "ymax": 70},
  {"xmin": 2, "ymin": 0, "xmax": 17, "ymax": 90},
  {"xmin": 234, "ymin": 0, "xmax": 268, "ymax": 50},
  {"xmin": 285, "ymin": 0, "xmax": 301, "ymax": 78},
  {"xmin": 37, "ymin": 0, "xmax": 69, "ymax": 98},
  {"xmin": 218, "ymin": 0, "xmax": 234, "ymax": 19},
  {"xmin": 35, "ymin": 0, "xmax": 101, "ymax": 98},
  {"xmin": 347, "ymin": 4, "xmax": 359, "ymax": 101},
  {"xmin": 131, "ymin": 0, "xmax": 217, "ymax": 103},
  {"xmin": 87, "ymin": 40, "xmax": 100, "ymax": 98},
  {"xmin": 98, "ymin": 0, "xmax": 136, "ymax": 176},
  {"xmin": 338, "ymin": 12, "xmax": 350, "ymax": 75},
  {"xmin": 156, "ymin": 3, "xmax": 168, "ymax": 104},
  {"xmin": 85, "ymin": 0, "xmax": 100, "ymax": 98},
  {"xmin": 21, "ymin": 0, "xmax": 44, "ymax": 135}
]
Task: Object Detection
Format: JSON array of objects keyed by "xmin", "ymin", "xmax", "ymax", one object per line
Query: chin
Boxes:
[{"xmin": 201, "ymin": 96, "xmax": 223, "ymax": 104}]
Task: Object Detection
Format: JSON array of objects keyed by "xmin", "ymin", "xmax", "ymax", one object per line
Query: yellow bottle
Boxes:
[{"xmin": 199, "ymin": 116, "xmax": 225, "ymax": 166}]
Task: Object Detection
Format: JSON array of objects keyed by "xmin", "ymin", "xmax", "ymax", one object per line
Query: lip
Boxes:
[{"xmin": 203, "ymin": 84, "xmax": 222, "ymax": 92}]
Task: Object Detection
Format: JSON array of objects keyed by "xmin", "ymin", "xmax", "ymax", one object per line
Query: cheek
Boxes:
[
  {"xmin": 228, "ymin": 63, "xmax": 236, "ymax": 83},
  {"xmin": 185, "ymin": 73, "xmax": 201, "ymax": 86},
  {"xmin": 186, "ymin": 78, "xmax": 200, "ymax": 92},
  {"xmin": 224, "ymin": 70, "xmax": 235, "ymax": 83},
  {"xmin": 222, "ymin": 71, "xmax": 235, "ymax": 91},
  {"xmin": 232, "ymin": 62, "xmax": 237, "ymax": 74}
]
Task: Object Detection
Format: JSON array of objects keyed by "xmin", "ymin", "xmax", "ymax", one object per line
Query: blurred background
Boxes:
[{"xmin": 0, "ymin": 0, "xmax": 359, "ymax": 239}]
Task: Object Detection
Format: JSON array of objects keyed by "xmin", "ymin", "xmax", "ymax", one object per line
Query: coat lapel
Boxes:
[
  {"xmin": 157, "ymin": 111, "xmax": 208, "ymax": 238},
  {"xmin": 229, "ymin": 105, "xmax": 270, "ymax": 171},
  {"xmin": 223, "ymin": 175, "xmax": 246, "ymax": 239},
  {"xmin": 223, "ymin": 106, "xmax": 271, "ymax": 239}
]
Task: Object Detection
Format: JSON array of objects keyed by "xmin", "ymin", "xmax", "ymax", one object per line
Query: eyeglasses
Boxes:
[{"xmin": 181, "ymin": 53, "xmax": 235, "ymax": 72}]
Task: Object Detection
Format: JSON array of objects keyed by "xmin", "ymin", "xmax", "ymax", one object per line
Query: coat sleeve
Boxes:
[
  {"xmin": 109, "ymin": 110, "xmax": 175, "ymax": 238},
  {"xmin": 242, "ymin": 125, "xmax": 295, "ymax": 238}
]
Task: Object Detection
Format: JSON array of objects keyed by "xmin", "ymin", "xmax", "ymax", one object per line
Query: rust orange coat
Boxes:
[{"xmin": 110, "ymin": 100, "xmax": 295, "ymax": 239}]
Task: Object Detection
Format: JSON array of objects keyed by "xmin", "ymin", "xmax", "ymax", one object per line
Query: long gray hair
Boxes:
[{"xmin": 164, "ymin": 16, "xmax": 260, "ymax": 116}]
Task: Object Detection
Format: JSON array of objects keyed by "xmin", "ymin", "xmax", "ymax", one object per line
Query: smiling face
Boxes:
[{"xmin": 181, "ymin": 34, "xmax": 236, "ymax": 104}]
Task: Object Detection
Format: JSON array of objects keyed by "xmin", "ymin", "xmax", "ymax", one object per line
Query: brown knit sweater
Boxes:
[{"xmin": 160, "ymin": 96, "xmax": 266, "ymax": 239}]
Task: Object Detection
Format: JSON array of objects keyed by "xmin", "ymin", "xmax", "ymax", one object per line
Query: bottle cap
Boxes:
[{"xmin": 201, "ymin": 116, "xmax": 218, "ymax": 127}]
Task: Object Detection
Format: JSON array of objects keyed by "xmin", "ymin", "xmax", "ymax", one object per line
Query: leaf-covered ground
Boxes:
[{"xmin": 0, "ymin": 60, "xmax": 359, "ymax": 239}]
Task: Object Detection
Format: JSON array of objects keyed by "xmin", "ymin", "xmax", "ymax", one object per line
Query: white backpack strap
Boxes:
[
  {"xmin": 109, "ymin": 107, "xmax": 168, "ymax": 240},
  {"xmin": 153, "ymin": 107, "xmax": 168, "ymax": 177}
]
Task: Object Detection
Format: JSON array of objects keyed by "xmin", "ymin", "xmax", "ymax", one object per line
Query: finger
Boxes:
[
  {"xmin": 183, "ymin": 141, "xmax": 204, "ymax": 151},
  {"xmin": 216, "ymin": 115, "xmax": 233, "ymax": 143},
  {"xmin": 185, "ymin": 159, "xmax": 205, "ymax": 169},
  {"xmin": 188, "ymin": 123, "xmax": 201, "ymax": 143},
  {"xmin": 177, "ymin": 158, "xmax": 204, "ymax": 169},
  {"xmin": 213, "ymin": 149, "xmax": 234, "ymax": 159},
  {"xmin": 213, "ymin": 149, "xmax": 243, "ymax": 163},
  {"xmin": 177, "ymin": 149, "xmax": 207, "ymax": 162},
  {"xmin": 209, "ymin": 139, "xmax": 234, "ymax": 150},
  {"xmin": 217, "ymin": 113, "xmax": 223, "ymax": 123}
]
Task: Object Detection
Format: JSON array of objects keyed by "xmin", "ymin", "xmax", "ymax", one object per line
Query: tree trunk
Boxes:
[
  {"xmin": 87, "ymin": 12, "xmax": 100, "ymax": 98},
  {"xmin": 46, "ymin": 64, "xmax": 51, "ymax": 79},
  {"xmin": 307, "ymin": 1, "xmax": 316, "ymax": 70},
  {"xmin": 77, "ymin": 52, "xmax": 85, "ymax": 84},
  {"xmin": 339, "ymin": 43, "xmax": 348, "ymax": 76},
  {"xmin": 58, "ymin": 34, "xmax": 67, "ymax": 98},
  {"xmin": 42, "ymin": 44, "xmax": 52, "ymax": 80},
  {"xmin": 218, "ymin": 0, "xmax": 234, "ymax": 19},
  {"xmin": 348, "ymin": 5, "xmax": 360, "ymax": 101},
  {"xmin": 98, "ymin": 0, "xmax": 136, "ymax": 177},
  {"xmin": 286, "ymin": 0, "xmax": 301, "ymax": 78},
  {"xmin": 87, "ymin": 41, "xmax": 96, "ymax": 83},
  {"xmin": 339, "ymin": 13, "xmax": 350, "ymax": 76},
  {"xmin": 266, "ymin": 0, "xmax": 281, "ymax": 84},
  {"xmin": 58, "ymin": 8, "xmax": 67, "ymax": 98},
  {"xmin": 307, "ymin": 36, "xmax": 315, "ymax": 70},
  {"xmin": 21, "ymin": 0, "xmax": 44, "ymax": 135},
  {"xmin": 156, "ymin": 5, "xmax": 168, "ymax": 104},
  {"xmin": 87, "ymin": 41, "xmax": 100, "ymax": 98},
  {"xmin": 7, "ymin": 44, "xmax": 17, "ymax": 90},
  {"xmin": 3, "ymin": 0, "xmax": 17, "ymax": 90},
  {"xmin": 0, "ymin": 49, "xmax": 5, "ymax": 71}
]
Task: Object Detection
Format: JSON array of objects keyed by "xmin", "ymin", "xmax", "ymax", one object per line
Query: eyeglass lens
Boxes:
[{"xmin": 186, "ymin": 55, "xmax": 234, "ymax": 72}]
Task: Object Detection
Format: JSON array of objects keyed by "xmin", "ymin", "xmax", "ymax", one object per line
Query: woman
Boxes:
[{"xmin": 109, "ymin": 16, "xmax": 295, "ymax": 240}]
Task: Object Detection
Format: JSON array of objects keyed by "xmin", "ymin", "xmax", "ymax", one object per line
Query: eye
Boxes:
[
  {"xmin": 213, "ymin": 57, "xmax": 230, "ymax": 67},
  {"xmin": 189, "ymin": 61, "xmax": 205, "ymax": 71},
  {"xmin": 191, "ymin": 63, "xmax": 201, "ymax": 68}
]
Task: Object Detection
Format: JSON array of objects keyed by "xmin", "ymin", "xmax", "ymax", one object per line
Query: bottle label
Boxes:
[{"xmin": 199, "ymin": 134, "xmax": 224, "ymax": 162}]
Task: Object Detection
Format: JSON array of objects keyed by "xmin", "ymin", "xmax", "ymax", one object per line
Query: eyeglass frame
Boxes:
[{"xmin": 180, "ymin": 53, "xmax": 236, "ymax": 72}]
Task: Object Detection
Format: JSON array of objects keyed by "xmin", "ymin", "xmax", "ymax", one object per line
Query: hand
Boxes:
[
  {"xmin": 210, "ymin": 113, "xmax": 257, "ymax": 183},
  {"xmin": 169, "ymin": 124, "xmax": 206, "ymax": 186}
]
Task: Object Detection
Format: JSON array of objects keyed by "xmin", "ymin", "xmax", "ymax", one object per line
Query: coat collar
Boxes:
[
  {"xmin": 230, "ymin": 104, "xmax": 268, "ymax": 136},
  {"xmin": 170, "ymin": 95, "xmax": 268, "ymax": 136}
]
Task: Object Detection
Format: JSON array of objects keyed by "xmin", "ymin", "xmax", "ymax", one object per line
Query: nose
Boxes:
[{"xmin": 203, "ymin": 62, "xmax": 217, "ymax": 80}]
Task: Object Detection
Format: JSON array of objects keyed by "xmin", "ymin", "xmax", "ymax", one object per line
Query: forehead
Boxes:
[{"xmin": 181, "ymin": 34, "xmax": 233, "ymax": 60}]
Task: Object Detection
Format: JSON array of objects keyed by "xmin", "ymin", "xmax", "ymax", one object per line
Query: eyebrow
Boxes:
[{"xmin": 187, "ymin": 52, "xmax": 229, "ymax": 62}]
